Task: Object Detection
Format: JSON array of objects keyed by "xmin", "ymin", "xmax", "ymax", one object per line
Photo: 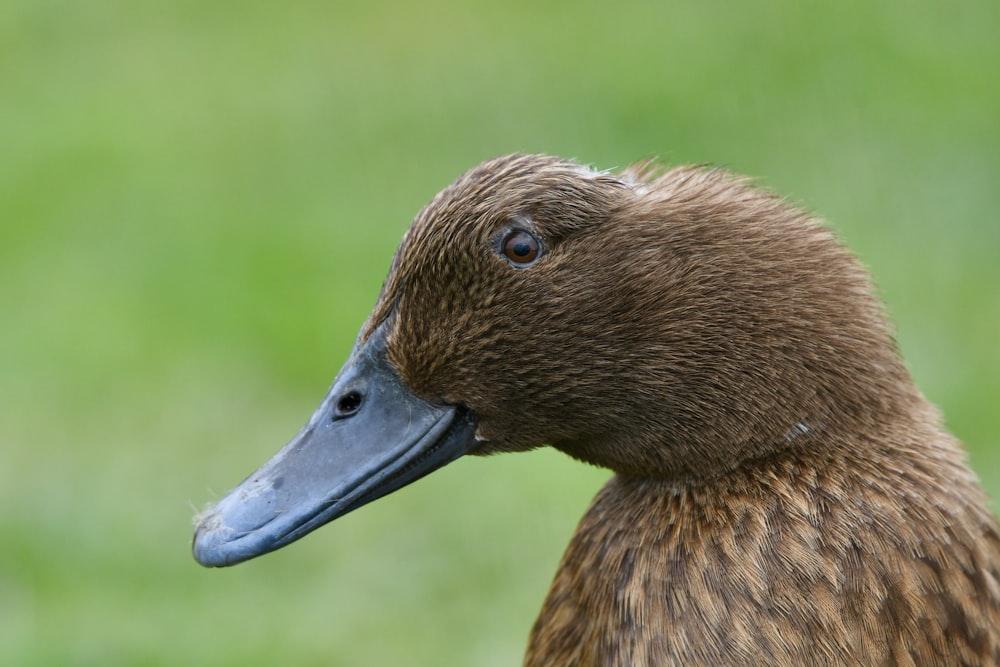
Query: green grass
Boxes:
[{"xmin": 2, "ymin": 1, "xmax": 998, "ymax": 664}]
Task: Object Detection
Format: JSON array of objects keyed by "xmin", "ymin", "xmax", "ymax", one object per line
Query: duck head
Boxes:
[{"xmin": 193, "ymin": 153, "xmax": 910, "ymax": 566}]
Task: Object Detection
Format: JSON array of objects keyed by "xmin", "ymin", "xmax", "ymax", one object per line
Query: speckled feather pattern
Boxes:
[
  {"xmin": 363, "ymin": 155, "xmax": 1000, "ymax": 665},
  {"xmin": 526, "ymin": 428, "xmax": 1000, "ymax": 665}
]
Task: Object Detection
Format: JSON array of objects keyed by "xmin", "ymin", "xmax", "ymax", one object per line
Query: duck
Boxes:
[{"xmin": 193, "ymin": 153, "xmax": 1000, "ymax": 666}]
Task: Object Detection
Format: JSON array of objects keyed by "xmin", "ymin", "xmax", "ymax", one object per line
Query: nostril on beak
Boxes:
[{"xmin": 333, "ymin": 390, "xmax": 364, "ymax": 419}]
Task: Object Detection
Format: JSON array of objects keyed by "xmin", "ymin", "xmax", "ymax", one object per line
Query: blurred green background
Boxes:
[{"xmin": 2, "ymin": 1, "xmax": 997, "ymax": 665}]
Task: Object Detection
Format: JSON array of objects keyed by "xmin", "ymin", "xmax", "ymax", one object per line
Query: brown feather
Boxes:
[{"xmin": 367, "ymin": 154, "xmax": 1000, "ymax": 665}]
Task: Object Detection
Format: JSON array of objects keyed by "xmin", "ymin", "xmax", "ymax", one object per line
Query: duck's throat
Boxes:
[{"xmin": 525, "ymin": 437, "xmax": 1000, "ymax": 666}]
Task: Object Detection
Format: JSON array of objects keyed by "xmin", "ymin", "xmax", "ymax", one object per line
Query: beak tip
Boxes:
[
  {"xmin": 192, "ymin": 516, "xmax": 226, "ymax": 567},
  {"xmin": 192, "ymin": 512, "xmax": 249, "ymax": 568},
  {"xmin": 192, "ymin": 475, "xmax": 290, "ymax": 567}
]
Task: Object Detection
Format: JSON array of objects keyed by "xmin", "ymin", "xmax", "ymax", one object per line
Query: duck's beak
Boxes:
[{"xmin": 192, "ymin": 322, "xmax": 478, "ymax": 567}]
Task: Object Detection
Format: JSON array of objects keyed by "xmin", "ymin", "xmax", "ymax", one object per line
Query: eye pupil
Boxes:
[{"xmin": 501, "ymin": 230, "xmax": 540, "ymax": 266}]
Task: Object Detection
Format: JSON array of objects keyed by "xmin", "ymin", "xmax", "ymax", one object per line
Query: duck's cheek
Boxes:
[{"xmin": 467, "ymin": 419, "xmax": 545, "ymax": 455}]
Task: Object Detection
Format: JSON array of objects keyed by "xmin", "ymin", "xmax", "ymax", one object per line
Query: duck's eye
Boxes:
[{"xmin": 501, "ymin": 230, "xmax": 541, "ymax": 266}]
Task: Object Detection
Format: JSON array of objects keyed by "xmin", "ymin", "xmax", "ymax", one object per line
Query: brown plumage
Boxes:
[
  {"xmin": 373, "ymin": 154, "xmax": 1000, "ymax": 665},
  {"xmin": 196, "ymin": 154, "xmax": 1000, "ymax": 665}
]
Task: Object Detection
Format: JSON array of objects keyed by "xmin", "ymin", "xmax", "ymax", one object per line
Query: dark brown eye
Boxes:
[{"xmin": 501, "ymin": 230, "xmax": 541, "ymax": 266}]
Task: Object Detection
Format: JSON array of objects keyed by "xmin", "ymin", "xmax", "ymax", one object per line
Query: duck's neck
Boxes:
[{"xmin": 525, "ymin": 413, "xmax": 1000, "ymax": 666}]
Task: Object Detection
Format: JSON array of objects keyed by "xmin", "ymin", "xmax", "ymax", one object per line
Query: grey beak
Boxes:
[{"xmin": 192, "ymin": 322, "xmax": 478, "ymax": 567}]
